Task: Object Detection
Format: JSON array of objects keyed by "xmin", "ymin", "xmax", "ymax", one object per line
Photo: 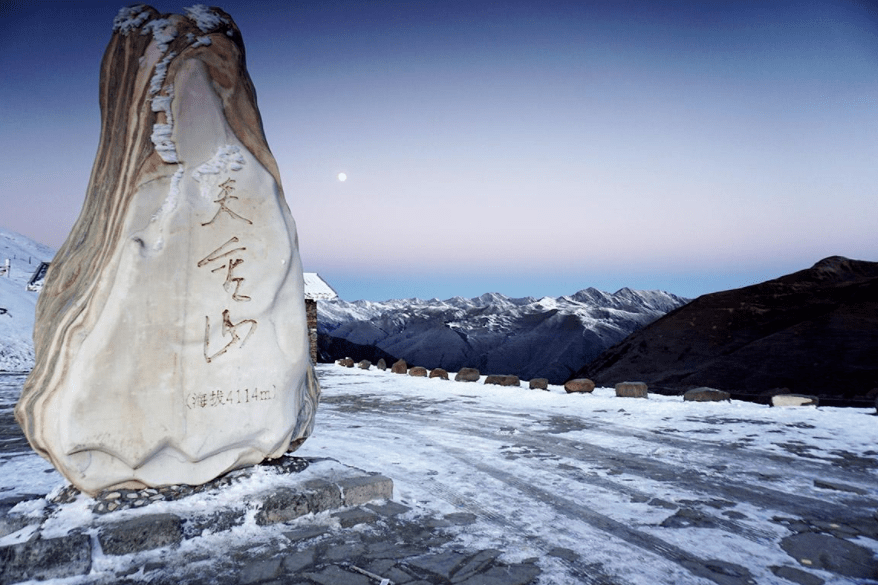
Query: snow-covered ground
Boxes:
[
  {"xmin": 0, "ymin": 228, "xmax": 55, "ymax": 372},
  {"xmin": 2, "ymin": 364, "xmax": 876, "ymax": 583}
]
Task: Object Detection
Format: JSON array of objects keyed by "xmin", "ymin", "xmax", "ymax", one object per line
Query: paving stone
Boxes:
[
  {"xmin": 548, "ymin": 547, "xmax": 579, "ymax": 562},
  {"xmin": 408, "ymin": 549, "xmax": 471, "ymax": 580},
  {"xmin": 0, "ymin": 533, "xmax": 91, "ymax": 584},
  {"xmin": 770, "ymin": 565, "xmax": 825, "ymax": 585},
  {"xmin": 781, "ymin": 532, "xmax": 877, "ymax": 579},
  {"xmin": 337, "ymin": 474, "xmax": 393, "ymax": 506},
  {"xmin": 332, "ymin": 507, "xmax": 379, "ymax": 528},
  {"xmin": 99, "ymin": 513, "xmax": 183, "ymax": 555},
  {"xmin": 681, "ymin": 559, "xmax": 755, "ymax": 585},
  {"xmin": 366, "ymin": 500, "xmax": 411, "ymax": 517},
  {"xmin": 255, "ymin": 481, "xmax": 343, "ymax": 526},
  {"xmin": 239, "ymin": 557, "xmax": 282, "ymax": 584},
  {"xmin": 450, "ymin": 549, "xmax": 502, "ymax": 582},
  {"xmin": 304, "ymin": 565, "xmax": 371, "ymax": 585},
  {"xmin": 363, "ymin": 559, "xmax": 417, "ymax": 584},
  {"xmin": 455, "ymin": 563, "xmax": 541, "ymax": 585},
  {"xmin": 443, "ymin": 512, "xmax": 478, "ymax": 526},
  {"xmin": 282, "ymin": 548, "xmax": 316, "ymax": 573},
  {"xmin": 283, "ymin": 525, "xmax": 330, "ymax": 542},
  {"xmin": 322, "ymin": 541, "xmax": 365, "ymax": 562},
  {"xmin": 184, "ymin": 508, "xmax": 246, "ymax": 538}
]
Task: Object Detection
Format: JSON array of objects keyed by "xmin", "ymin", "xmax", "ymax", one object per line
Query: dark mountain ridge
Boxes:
[{"xmin": 577, "ymin": 256, "xmax": 878, "ymax": 405}]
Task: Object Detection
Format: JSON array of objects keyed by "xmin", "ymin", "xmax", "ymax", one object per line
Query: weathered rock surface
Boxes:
[
  {"xmin": 529, "ymin": 378, "xmax": 549, "ymax": 390},
  {"xmin": 615, "ymin": 381, "xmax": 648, "ymax": 398},
  {"xmin": 376, "ymin": 358, "xmax": 387, "ymax": 371},
  {"xmin": 578, "ymin": 257, "xmax": 878, "ymax": 405},
  {"xmin": 99, "ymin": 513, "xmax": 183, "ymax": 555},
  {"xmin": 564, "ymin": 378, "xmax": 595, "ymax": 394},
  {"xmin": 409, "ymin": 366, "xmax": 428, "ymax": 377},
  {"xmin": 391, "ymin": 359, "xmax": 408, "ymax": 374},
  {"xmin": 14, "ymin": 5, "xmax": 318, "ymax": 495},
  {"xmin": 485, "ymin": 375, "xmax": 520, "ymax": 387},
  {"xmin": 357, "ymin": 360, "xmax": 371, "ymax": 370},
  {"xmin": 455, "ymin": 367, "xmax": 481, "ymax": 382},
  {"xmin": 429, "ymin": 368, "xmax": 449, "ymax": 380},
  {"xmin": 0, "ymin": 533, "xmax": 92, "ymax": 583},
  {"xmin": 683, "ymin": 387, "xmax": 731, "ymax": 402}
]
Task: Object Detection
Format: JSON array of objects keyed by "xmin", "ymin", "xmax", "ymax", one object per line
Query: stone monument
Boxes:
[{"xmin": 15, "ymin": 5, "xmax": 319, "ymax": 495}]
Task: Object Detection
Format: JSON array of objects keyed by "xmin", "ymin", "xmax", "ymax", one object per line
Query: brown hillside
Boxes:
[{"xmin": 576, "ymin": 257, "xmax": 878, "ymax": 404}]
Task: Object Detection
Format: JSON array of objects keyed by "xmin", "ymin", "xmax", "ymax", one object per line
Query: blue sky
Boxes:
[{"xmin": 1, "ymin": 1, "xmax": 876, "ymax": 301}]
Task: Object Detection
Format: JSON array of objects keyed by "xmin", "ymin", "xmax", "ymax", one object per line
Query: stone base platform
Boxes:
[{"xmin": 0, "ymin": 457, "xmax": 393, "ymax": 584}]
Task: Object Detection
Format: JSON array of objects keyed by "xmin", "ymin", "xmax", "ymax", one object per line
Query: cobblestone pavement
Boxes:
[{"xmin": 3, "ymin": 367, "xmax": 878, "ymax": 584}]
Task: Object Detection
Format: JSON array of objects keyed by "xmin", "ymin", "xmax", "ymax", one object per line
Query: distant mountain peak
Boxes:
[{"xmin": 317, "ymin": 286, "xmax": 689, "ymax": 384}]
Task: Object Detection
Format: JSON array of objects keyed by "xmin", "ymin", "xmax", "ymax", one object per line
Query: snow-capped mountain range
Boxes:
[
  {"xmin": 318, "ymin": 288, "xmax": 689, "ymax": 384},
  {"xmin": 0, "ymin": 228, "xmax": 56, "ymax": 371},
  {"xmin": 0, "ymin": 228, "xmax": 689, "ymax": 382}
]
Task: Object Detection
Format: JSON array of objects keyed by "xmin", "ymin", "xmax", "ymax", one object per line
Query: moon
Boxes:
[{"xmin": 337, "ymin": 172, "xmax": 347, "ymax": 182}]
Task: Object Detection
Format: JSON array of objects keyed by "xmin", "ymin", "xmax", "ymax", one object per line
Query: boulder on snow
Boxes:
[
  {"xmin": 409, "ymin": 366, "xmax": 428, "ymax": 377},
  {"xmin": 564, "ymin": 378, "xmax": 595, "ymax": 394},
  {"xmin": 771, "ymin": 394, "xmax": 819, "ymax": 407},
  {"xmin": 529, "ymin": 378, "xmax": 549, "ymax": 390},
  {"xmin": 455, "ymin": 368, "xmax": 481, "ymax": 382},
  {"xmin": 429, "ymin": 368, "xmax": 449, "ymax": 380},
  {"xmin": 391, "ymin": 359, "xmax": 408, "ymax": 374},
  {"xmin": 340, "ymin": 358, "xmax": 355, "ymax": 368},
  {"xmin": 357, "ymin": 360, "xmax": 371, "ymax": 370},
  {"xmin": 683, "ymin": 387, "xmax": 730, "ymax": 402},
  {"xmin": 485, "ymin": 375, "xmax": 520, "ymax": 387},
  {"xmin": 615, "ymin": 381, "xmax": 648, "ymax": 398},
  {"xmin": 376, "ymin": 358, "xmax": 387, "ymax": 371}
]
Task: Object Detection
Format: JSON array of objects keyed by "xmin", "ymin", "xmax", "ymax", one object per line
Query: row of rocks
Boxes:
[
  {"xmin": 335, "ymin": 359, "xmax": 824, "ymax": 407},
  {"xmin": 335, "ymin": 360, "xmax": 737, "ymax": 402}
]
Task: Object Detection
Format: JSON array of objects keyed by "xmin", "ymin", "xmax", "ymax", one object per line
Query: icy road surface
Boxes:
[
  {"xmin": 297, "ymin": 365, "xmax": 878, "ymax": 584},
  {"xmin": 1, "ymin": 365, "xmax": 877, "ymax": 584}
]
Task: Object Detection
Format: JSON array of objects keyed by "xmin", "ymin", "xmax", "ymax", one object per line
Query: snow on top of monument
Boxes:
[
  {"xmin": 192, "ymin": 145, "xmax": 246, "ymax": 188},
  {"xmin": 184, "ymin": 5, "xmax": 230, "ymax": 32},
  {"xmin": 141, "ymin": 18, "xmax": 178, "ymax": 54},
  {"xmin": 112, "ymin": 5, "xmax": 150, "ymax": 35}
]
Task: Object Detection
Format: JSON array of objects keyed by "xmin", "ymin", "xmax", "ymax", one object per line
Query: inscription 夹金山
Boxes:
[
  {"xmin": 197, "ymin": 237, "xmax": 251, "ymax": 302},
  {"xmin": 198, "ymin": 177, "xmax": 259, "ymax": 363},
  {"xmin": 201, "ymin": 178, "xmax": 252, "ymax": 226},
  {"xmin": 203, "ymin": 309, "xmax": 257, "ymax": 363}
]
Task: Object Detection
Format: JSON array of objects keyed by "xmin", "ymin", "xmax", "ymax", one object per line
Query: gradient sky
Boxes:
[{"xmin": 2, "ymin": 1, "xmax": 876, "ymax": 301}]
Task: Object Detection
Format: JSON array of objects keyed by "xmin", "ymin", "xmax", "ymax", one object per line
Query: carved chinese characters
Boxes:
[{"xmin": 15, "ymin": 6, "xmax": 318, "ymax": 495}]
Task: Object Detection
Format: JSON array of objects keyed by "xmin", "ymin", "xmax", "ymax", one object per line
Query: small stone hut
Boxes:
[{"xmin": 303, "ymin": 272, "xmax": 338, "ymax": 363}]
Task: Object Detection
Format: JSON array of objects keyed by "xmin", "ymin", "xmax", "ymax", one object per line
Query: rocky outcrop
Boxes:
[
  {"xmin": 577, "ymin": 257, "xmax": 878, "ymax": 405},
  {"xmin": 15, "ymin": 6, "xmax": 317, "ymax": 495}
]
